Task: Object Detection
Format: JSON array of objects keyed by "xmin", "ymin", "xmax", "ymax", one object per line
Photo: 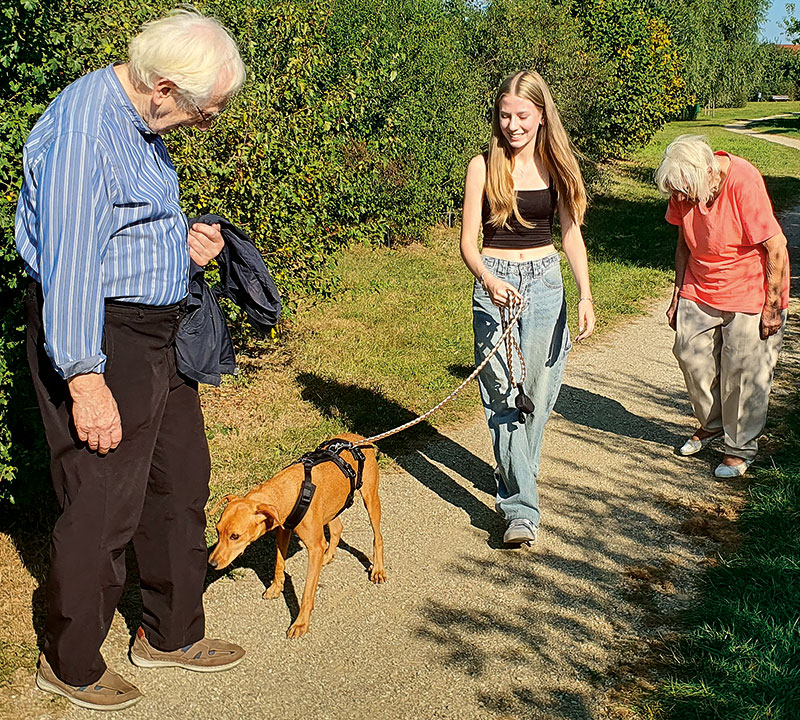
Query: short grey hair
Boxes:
[
  {"xmin": 654, "ymin": 134, "xmax": 720, "ymax": 204},
  {"xmin": 129, "ymin": 8, "xmax": 246, "ymax": 106}
]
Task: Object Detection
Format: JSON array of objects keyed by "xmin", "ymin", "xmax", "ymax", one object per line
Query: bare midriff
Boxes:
[{"xmin": 481, "ymin": 243, "xmax": 557, "ymax": 262}]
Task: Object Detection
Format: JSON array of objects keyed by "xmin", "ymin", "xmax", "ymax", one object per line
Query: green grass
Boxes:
[
  {"xmin": 203, "ymin": 102, "xmax": 800, "ymax": 507},
  {"xmin": 635, "ymin": 394, "xmax": 800, "ymax": 719},
  {"xmin": 0, "ymin": 640, "xmax": 37, "ymax": 687}
]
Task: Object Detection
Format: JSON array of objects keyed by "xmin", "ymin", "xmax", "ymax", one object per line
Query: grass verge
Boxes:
[{"xmin": 630, "ymin": 310, "xmax": 800, "ymax": 719}]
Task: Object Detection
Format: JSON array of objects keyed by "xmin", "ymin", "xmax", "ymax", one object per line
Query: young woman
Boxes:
[{"xmin": 460, "ymin": 70, "xmax": 595, "ymax": 545}]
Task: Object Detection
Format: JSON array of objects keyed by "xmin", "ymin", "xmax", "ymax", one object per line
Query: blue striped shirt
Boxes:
[{"xmin": 15, "ymin": 64, "xmax": 189, "ymax": 379}]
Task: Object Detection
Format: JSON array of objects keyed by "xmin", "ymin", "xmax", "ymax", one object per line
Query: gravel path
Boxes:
[
  {"xmin": 14, "ymin": 136, "xmax": 799, "ymax": 720},
  {"xmin": 723, "ymin": 114, "xmax": 800, "ymax": 151},
  {"xmin": 50, "ymin": 299, "xmax": 763, "ymax": 720}
]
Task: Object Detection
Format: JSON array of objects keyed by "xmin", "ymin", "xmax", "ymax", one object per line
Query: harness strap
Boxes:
[{"xmin": 282, "ymin": 439, "xmax": 369, "ymax": 530}]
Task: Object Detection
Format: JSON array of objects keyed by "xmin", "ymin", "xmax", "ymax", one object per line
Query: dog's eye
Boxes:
[{"xmin": 230, "ymin": 533, "xmax": 240, "ymax": 541}]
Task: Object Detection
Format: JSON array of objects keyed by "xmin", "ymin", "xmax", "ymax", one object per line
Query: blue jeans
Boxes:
[{"xmin": 473, "ymin": 253, "xmax": 571, "ymax": 527}]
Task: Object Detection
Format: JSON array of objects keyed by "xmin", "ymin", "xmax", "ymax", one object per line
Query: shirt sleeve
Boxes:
[
  {"xmin": 34, "ymin": 131, "xmax": 115, "ymax": 379},
  {"xmin": 665, "ymin": 195, "xmax": 682, "ymax": 226},
  {"xmin": 734, "ymin": 165, "xmax": 783, "ymax": 245}
]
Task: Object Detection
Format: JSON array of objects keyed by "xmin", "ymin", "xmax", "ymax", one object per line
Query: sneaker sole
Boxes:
[
  {"xmin": 130, "ymin": 652, "xmax": 245, "ymax": 673},
  {"xmin": 36, "ymin": 672, "xmax": 142, "ymax": 711}
]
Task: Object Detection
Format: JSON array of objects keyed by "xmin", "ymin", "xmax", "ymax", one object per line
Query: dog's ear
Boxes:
[
  {"xmin": 255, "ymin": 503, "xmax": 283, "ymax": 530},
  {"xmin": 209, "ymin": 493, "xmax": 238, "ymax": 517}
]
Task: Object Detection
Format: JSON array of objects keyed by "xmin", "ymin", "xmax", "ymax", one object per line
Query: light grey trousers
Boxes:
[{"xmin": 673, "ymin": 297, "xmax": 786, "ymax": 460}]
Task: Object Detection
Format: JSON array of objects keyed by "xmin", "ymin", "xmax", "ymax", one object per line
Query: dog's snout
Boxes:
[{"xmin": 208, "ymin": 556, "xmax": 218, "ymax": 570}]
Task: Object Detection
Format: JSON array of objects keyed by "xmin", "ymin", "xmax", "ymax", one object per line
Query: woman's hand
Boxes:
[
  {"xmin": 575, "ymin": 298, "xmax": 596, "ymax": 341},
  {"xmin": 666, "ymin": 298, "xmax": 679, "ymax": 330},
  {"xmin": 760, "ymin": 303, "xmax": 783, "ymax": 339},
  {"xmin": 483, "ymin": 273, "xmax": 522, "ymax": 308}
]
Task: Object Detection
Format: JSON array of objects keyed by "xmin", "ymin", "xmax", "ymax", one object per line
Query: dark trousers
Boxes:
[{"xmin": 25, "ymin": 284, "xmax": 211, "ymax": 686}]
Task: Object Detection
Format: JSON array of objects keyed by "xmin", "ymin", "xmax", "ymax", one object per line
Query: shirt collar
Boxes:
[{"xmin": 103, "ymin": 64, "xmax": 159, "ymax": 140}]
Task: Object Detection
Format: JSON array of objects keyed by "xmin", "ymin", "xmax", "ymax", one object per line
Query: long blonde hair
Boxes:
[{"xmin": 486, "ymin": 70, "xmax": 586, "ymax": 228}]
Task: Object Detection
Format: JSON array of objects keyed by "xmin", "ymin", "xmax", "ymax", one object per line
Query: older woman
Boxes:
[
  {"xmin": 16, "ymin": 9, "xmax": 246, "ymax": 710},
  {"xmin": 655, "ymin": 135, "xmax": 789, "ymax": 478}
]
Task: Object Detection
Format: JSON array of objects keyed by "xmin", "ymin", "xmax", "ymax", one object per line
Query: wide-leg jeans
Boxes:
[{"xmin": 473, "ymin": 253, "xmax": 571, "ymax": 527}]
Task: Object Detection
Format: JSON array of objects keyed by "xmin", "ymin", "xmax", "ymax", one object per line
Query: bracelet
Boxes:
[
  {"xmin": 479, "ymin": 270, "xmax": 489, "ymax": 289},
  {"xmin": 579, "ymin": 297, "xmax": 594, "ymax": 304}
]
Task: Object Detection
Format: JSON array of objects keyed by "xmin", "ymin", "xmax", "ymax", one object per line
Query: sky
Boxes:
[{"xmin": 761, "ymin": 0, "xmax": 794, "ymax": 43}]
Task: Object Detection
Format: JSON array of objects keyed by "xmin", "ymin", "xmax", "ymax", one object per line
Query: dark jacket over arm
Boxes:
[{"xmin": 176, "ymin": 215, "xmax": 281, "ymax": 385}]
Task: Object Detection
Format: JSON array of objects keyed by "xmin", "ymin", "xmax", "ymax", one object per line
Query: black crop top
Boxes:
[{"xmin": 481, "ymin": 182, "xmax": 558, "ymax": 249}]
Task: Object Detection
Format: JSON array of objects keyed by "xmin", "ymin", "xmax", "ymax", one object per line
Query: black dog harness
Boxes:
[{"xmin": 283, "ymin": 439, "xmax": 367, "ymax": 530}]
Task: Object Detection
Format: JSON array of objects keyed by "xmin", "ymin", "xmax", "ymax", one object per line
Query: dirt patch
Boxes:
[
  {"xmin": 679, "ymin": 502, "xmax": 741, "ymax": 546},
  {"xmin": 0, "ymin": 529, "xmax": 62, "ymax": 720}
]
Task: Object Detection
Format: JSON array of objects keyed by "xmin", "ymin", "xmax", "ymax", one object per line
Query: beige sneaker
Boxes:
[
  {"xmin": 36, "ymin": 653, "xmax": 142, "ymax": 711},
  {"xmin": 130, "ymin": 627, "xmax": 245, "ymax": 672}
]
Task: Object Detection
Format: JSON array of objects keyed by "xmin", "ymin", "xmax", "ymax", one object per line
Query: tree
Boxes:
[{"xmin": 784, "ymin": 3, "xmax": 800, "ymax": 43}]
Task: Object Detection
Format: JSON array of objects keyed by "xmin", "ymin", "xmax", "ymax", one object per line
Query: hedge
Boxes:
[{"xmin": 0, "ymin": 0, "xmax": 769, "ymax": 504}]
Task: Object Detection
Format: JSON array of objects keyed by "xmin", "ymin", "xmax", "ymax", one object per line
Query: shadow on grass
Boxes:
[
  {"xmin": 747, "ymin": 115, "xmax": 800, "ymax": 134},
  {"xmin": 582, "ymin": 177, "xmax": 675, "ymax": 270}
]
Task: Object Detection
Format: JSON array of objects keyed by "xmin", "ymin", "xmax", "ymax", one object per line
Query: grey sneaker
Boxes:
[
  {"xmin": 36, "ymin": 653, "xmax": 142, "ymax": 711},
  {"xmin": 503, "ymin": 518, "xmax": 538, "ymax": 545},
  {"xmin": 130, "ymin": 627, "xmax": 245, "ymax": 672}
]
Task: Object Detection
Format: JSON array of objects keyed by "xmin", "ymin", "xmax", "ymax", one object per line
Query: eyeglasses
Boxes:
[{"xmin": 190, "ymin": 99, "xmax": 222, "ymax": 124}]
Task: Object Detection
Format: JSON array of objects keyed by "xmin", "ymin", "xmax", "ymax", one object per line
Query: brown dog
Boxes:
[{"xmin": 208, "ymin": 433, "xmax": 386, "ymax": 638}]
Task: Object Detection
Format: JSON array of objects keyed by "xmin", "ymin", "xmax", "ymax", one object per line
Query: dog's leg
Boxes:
[
  {"xmin": 263, "ymin": 526, "xmax": 291, "ymax": 600},
  {"xmin": 323, "ymin": 517, "xmax": 343, "ymax": 566},
  {"xmin": 361, "ymin": 470, "xmax": 387, "ymax": 584},
  {"xmin": 286, "ymin": 529, "xmax": 326, "ymax": 639}
]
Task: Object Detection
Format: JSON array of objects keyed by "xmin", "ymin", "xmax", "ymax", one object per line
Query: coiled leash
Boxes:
[
  {"xmin": 350, "ymin": 297, "xmax": 530, "ymax": 449},
  {"xmin": 501, "ymin": 302, "xmax": 535, "ymax": 423}
]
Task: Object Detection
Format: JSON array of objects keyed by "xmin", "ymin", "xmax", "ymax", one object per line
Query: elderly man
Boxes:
[{"xmin": 15, "ymin": 10, "xmax": 247, "ymax": 710}]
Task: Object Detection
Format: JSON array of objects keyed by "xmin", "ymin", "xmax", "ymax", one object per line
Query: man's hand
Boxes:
[
  {"xmin": 760, "ymin": 304, "xmax": 783, "ymax": 340},
  {"xmin": 67, "ymin": 373, "xmax": 122, "ymax": 454},
  {"xmin": 188, "ymin": 222, "xmax": 224, "ymax": 266}
]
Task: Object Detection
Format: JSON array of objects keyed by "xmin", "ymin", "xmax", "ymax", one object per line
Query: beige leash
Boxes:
[{"xmin": 352, "ymin": 297, "xmax": 526, "ymax": 448}]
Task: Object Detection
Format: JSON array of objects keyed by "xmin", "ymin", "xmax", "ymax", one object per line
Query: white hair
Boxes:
[
  {"xmin": 129, "ymin": 8, "xmax": 246, "ymax": 106},
  {"xmin": 654, "ymin": 134, "xmax": 721, "ymax": 204}
]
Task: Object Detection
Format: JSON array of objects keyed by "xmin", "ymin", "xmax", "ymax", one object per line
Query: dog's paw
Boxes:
[
  {"xmin": 369, "ymin": 566, "xmax": 387, "ymax": 584},
  {"xmin": 286, "ymin": 621, "xmax": 309, "ymax": 639},
  {"xmin": 322, "ymin": 551, "xmax": 336, "ymax": 566},
  {"xmin": 262, "ymin": 583, "xmax": 283, "ymax": 600}
]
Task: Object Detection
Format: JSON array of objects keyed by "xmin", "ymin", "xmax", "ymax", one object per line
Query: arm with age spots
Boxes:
[
  {"xmin": 666, "ymin": 226, "xmax": 690, "ymax": 331},
  {"xmin": 760, "ymin": 233, "xmax": 788, "ymax": 339}
]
